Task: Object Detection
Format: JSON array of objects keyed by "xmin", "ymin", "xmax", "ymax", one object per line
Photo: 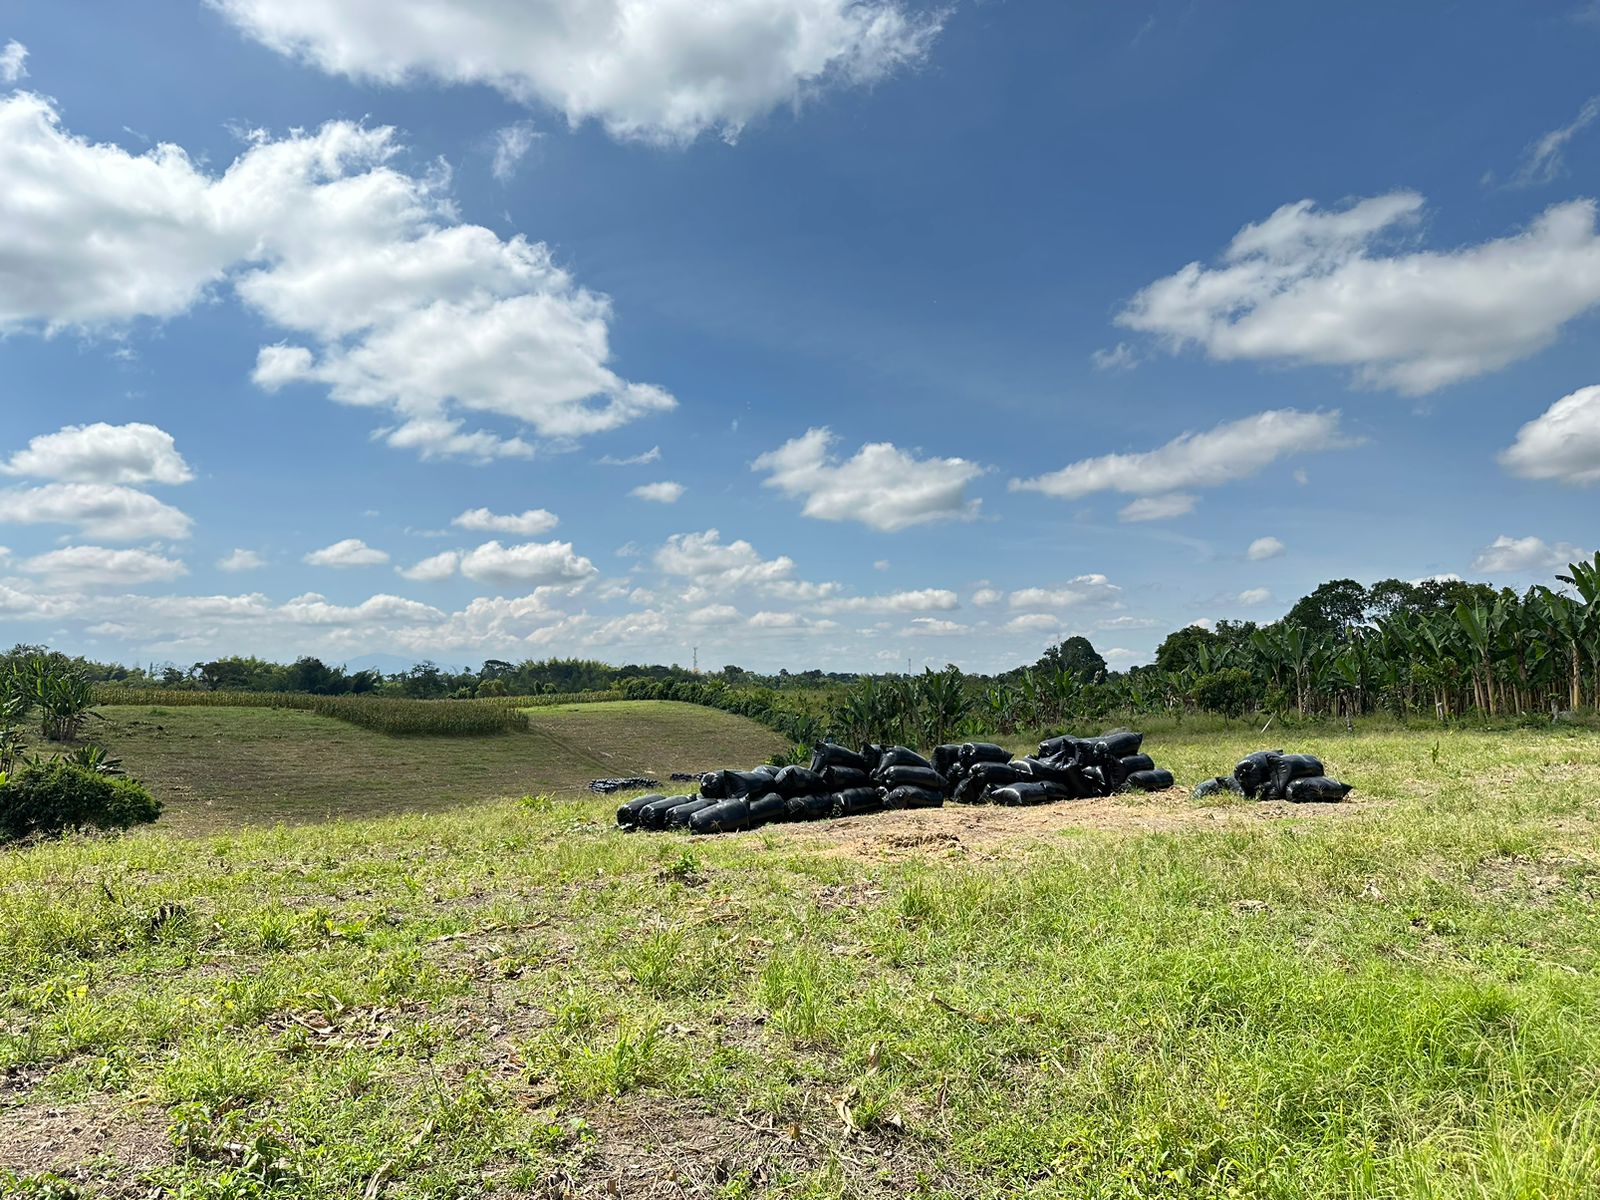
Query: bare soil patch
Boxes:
[{"xmin": 0, "ymin": 1095, "xmax": 170, "ymax": 1179}]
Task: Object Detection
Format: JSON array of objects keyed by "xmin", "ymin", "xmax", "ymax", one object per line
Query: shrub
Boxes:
[{"xmin": 0, "ymin": 762, "xmax": 161, "ymax": 841}]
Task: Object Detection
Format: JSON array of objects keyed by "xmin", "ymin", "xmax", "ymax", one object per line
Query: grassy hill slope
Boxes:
[{"xmin": 90, "ymin": 700, "xmax": 787, "ymax": 834}]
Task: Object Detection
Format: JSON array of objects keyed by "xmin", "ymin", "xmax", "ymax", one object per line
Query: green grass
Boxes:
[
  {"xmin": 91, "ymin": 688, "xmax": 532, "ymax": 737},
  {"xmin": 3, "ymin": 726, "xmax": 1599, "ymax": 1197},
  {"xmin": 86, "ymin": 701, "xmax": 786, "ymax": 835}
]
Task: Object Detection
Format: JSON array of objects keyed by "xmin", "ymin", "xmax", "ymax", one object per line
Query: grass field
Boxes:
[
  {"xmin": 87, "ymin": 701, "xmax": 787, "ymax": 834},
  {"xmin": 4, "ymin": 723, "xmax": 1600, "ymax": 1197}
]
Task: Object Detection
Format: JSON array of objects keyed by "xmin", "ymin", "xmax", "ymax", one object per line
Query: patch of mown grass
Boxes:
[{"xmin": 2, "ymin": 727, "xmax": 1599, "ymax": 1196}]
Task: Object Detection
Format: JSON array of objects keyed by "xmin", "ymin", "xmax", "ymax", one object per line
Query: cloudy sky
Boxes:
[{"xmin": 2, "ymin": 1, "xmax": 1597, "ymax": 673}]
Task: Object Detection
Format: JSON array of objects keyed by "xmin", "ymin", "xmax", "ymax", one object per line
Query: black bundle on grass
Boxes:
[{"xmin": 616, "ymin": 793, "xmax": 665, "ymax": 828}]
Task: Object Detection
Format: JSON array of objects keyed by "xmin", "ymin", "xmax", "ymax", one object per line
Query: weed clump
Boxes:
[{"xmin": 0, "ymin": 761, "xmax": 161, "ymax": 841}]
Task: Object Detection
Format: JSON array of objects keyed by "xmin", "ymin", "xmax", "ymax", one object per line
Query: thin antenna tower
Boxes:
[{"xmin": 693, "ymin": 645, "xmax": 699, "ymax": 674}]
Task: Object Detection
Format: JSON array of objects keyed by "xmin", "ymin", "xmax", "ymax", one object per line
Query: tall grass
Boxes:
[{"xmin": 93, "ymin": 687, "xmax": 528, "ymax": 737}]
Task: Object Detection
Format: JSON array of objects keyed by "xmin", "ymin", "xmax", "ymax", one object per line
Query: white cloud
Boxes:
[
  {"xmin": 899, "ymin": 617, "xmax": 966, "ymax": 637},
  {"xmin": 687, "ymin": 604, "xmax": 741, "ymax": 626},
  {"xmin": 1514, "ymin": 97, "xmax": 1600, "ymax": 187},
  {"xmin": 1118, "ymin": 193, "xmax": 1600, "ymax": 393},
  {"xmin": 1096, "ymin": 615, "xmax": 1158, "ymax": 630},
  {"xmin": 452, "ymin": 507, "xmax": 560, "ymax": 536},
  {"xmin": 971, "ymin": 586, "xmax": 1002, "ymax": 607},
  {"xmin": 818, "ymin": 588, "xmax": 959, "ymax": 615},
  {"xmin": 1247, "ymin": 536, "xmax": 1286, "ymax": 561},
  {"xmin": 1003, "ymin": 613, "xmax": 1065, "ymax": 635},
  {"xmin": 631, "ymin": 481, "xmax": 685, "ymax": 504},
  {"xmin": 458, "ymin": 539, "xmax": 597, "ymax": 586},
  {"xmin": 599, "ymin": 446, "xmax": 661, "ymax": 466},
  {"xmin": 21, "ymin": 546, "xmax": 188, "ymax": 586},
  {"xmin": 5, "ymin": 421, "xmax": 193, "ymax": 485},
  {"xmin": 305, "ymin": 538, "xmax": 390, "ymax": 567},
  {"xmin": 1012, "ymin": 409, "xmax": 1349, "ymax": 500},
  {"xmin": 218, "ymin": 548, "xmax": 266, "ymax": 571},
  {"xmin": 1118, "ymin": 493, "xmax": 1196, "ymax": 522},
  {"xmin": 1472, "ymin": 535, "xmax": 1588, "ymax": 574},
  {"xmin": 1500, "ymin": 385, "xmax": 1600, "ymax": 486},
  {"xmin": 490, "ymin": 120, "xmax": 539, "ymax": 182},
  {"xmin": 752, "ymin": 427, "xmax": 983, "ymax": 532},
  {"xmin": 208, "ymin": 0, "xmax": 942, "ymax": 145},
  {"xmin": 1238, "ymin": 587, "xmax": 1272, "ymax": 606},
  {"xmin": 1091, "ymin": 342, "xmax": 1137, "ymax": 372},
  {"xmin": 873, "ymin": 559, "xmax": 891, "ymax": 572},
  {"xmin": 1008, "ymin": 575, "xmax": 1122, "ymax": 609},
  {"xmin": 0, "ymin": 95, "xmax": 674, "ymax": 456},
  {"xmin": 0, "ymin": 40, "xmax": 27, "ymax": 84},
  {"xmin": 0, "ymin": 482, "xmax": 192, "ymax": 541},
  {"xmin": 655, "ymin": 529, "xmax": 796, "ymax": 590},
  {"xmin": 397, "ymin": 550, "xmax": 461, "ymax": 582}
]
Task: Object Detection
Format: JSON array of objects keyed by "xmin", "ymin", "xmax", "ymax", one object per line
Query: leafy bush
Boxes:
[{"xmin": 0, "ymin": 761, "xmax": 161, "ymax": 841}]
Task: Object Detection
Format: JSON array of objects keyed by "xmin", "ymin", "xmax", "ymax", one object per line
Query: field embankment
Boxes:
[
  {"xmin": 89, "ymin": 701, "xmax": 787, "ymax": 834},
  {"xmin": 4, "ymin": 725, "xmax": 1600, "ymax": 1196}
]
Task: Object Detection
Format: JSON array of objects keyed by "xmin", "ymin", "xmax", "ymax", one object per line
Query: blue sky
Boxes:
[{"xmin": 2, "ymin": 0, "xmax": 1598, "ymax": 673}]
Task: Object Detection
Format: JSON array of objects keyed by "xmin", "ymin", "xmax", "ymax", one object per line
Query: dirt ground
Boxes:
[{"xmin": 773, "ymin": 789, "xmax": 1367, "ymax": 861}]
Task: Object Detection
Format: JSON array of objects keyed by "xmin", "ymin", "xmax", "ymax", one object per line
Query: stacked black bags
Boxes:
[
  {"xmin": 943, "ymin": 730, "xmax": 1175, "ymax": 805},
  {"xmin": 1225, "ymin": 750, "xmax": 1353, "ymax": 802}
]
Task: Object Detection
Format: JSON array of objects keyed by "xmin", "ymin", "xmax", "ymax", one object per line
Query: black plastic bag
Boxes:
[
  {"xmin": 747, "ymin": 792, "xmax": 790, "ymax": 826},
  {"xmin": 875, "ymin": 764, "xmax": 950, "ymax": 793},
  {"xmin": 859, "ymin": 744, "xmax": 887, "ymax": 773},
  {"xmin": 1193, "ymin": 776, "xmax": 1244, "ymax": 800},
  {"xmin": 786, "ymin": 793, "xmax": 834, "ymax": 821},
  {"xmin": 616, "ymin": 793, "xmax": 665, "ymax": 828},
  {"xmin": 1036, "ymin": 734, "xmax": 1082, "ymax": 761},
  {"xmin": 591, "ymin": 777, "xmax": 659, "ymax": 795},
  {"xmin": 1099, "ymin": 755, "xmax": 1130, "ymax": 794},
  {"xmin": 664, "ymin": 797, "xmax": 719, "ymax": 829},
  {"xmin": 1267, "ymin": 755, "xmax": 1325, "ymax": 800},
  {"xmin": 884, "ymin": 785, "xmax": 945, "ymax": 810},
  {"xmin": 1232, "ymin": 750, "xmax": 1285, "ymax": 799},
  {"xmin": 878, "ymin": 746, "xmax": 934, "ymax": 771},
  {"xmin": 822, "ymin": 764, "xmax": 873, "ymax": 791},
  {"xmin": 1079, "ymin": 766, "xmax": 1110, "ymax": 797},
  {"xmin": 991, "ymin": 781, "xmax": 1072, "ymax": 806},
  {"xmin": 1122, "ymin": 769, "xmax": 1174, "ymax": 792},
  {"xmin": 1118, "ymin": 753, "xmax": 1155, "ymax": 774},
  {"xmin": 810, "ymin": 742, "xmax": 869, "ymax": 774},
  {"xmin": 830, "ymin": 787, "xmax": 886, "ymax": 817},
  {"xmin": 1095, "ymin": 730, "xmax": 1144, "ymax": 760},
  {"xmin": 960, "ymin": 742, "xmax": 1013, "ymax": 768},
  {"xmin": 639, "ymin": 794, "xmax": 697, "ymax": 830},
  {"xmin": 700, "ymin": 769, "xmax": 774, "ymax": 800},
  {"xmin": 932, "ymin": 744, "xmax": 964, "ymax": 778},
  {"xmin": 690, "ymin": 798, "xmax": 751, "ymax": 834},
  {"xmin": 1286, "ymin": 776, "xmax": 1353, "ymax": 803},
  {"xmin": 774, "ymin": 765, "xmax": 828, "ymax": 798}
]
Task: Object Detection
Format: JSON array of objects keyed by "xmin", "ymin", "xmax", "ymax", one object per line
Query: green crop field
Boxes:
[
  {"xmin": 84, "ymin": 701, "xmax": 787, "ymax": 835},
  {"xmin": 4, "ymin": 721, "xmax": 1600, "ymax": 1197}
]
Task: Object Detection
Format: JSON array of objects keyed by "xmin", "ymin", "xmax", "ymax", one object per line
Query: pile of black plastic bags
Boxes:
[
  {"xmin": 1193, "ymin": 750, "xmax": 1353, "ymax": 803},
  {"xmin": 617, "ymin": 728, "xmax": 1178, "ymax": 835}
]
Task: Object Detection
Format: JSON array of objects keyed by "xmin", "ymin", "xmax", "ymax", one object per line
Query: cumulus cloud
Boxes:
[
  {"xmin": 1247, "ymin": 536, "xmax": 1286, "ymax": 561},
  {"xmin": 21, "ymin": 545, "xmax": 188, "ymax": 586},
  {"xmin": 218, "ymin": 549, "xmax": 265, "ymax": 571},
  {"xmin": 0, "ymin": 482, "xmax": 192, "ymax": 541},
  {"xmin": 490, "ymin": 120, "xmax": 539, "ymax": 182},
  {"xmin": 1238, "ymin": 587, "xmax": 1272, "ymax": 606},
  {"xmin": 458, "ymin": 539, "xmax": 597, "ymax": 586},
  {"xmin": 1499, "ymin": 385, "xmax": 1600, "ymax": 486},
  {"xmin": 1118, "ymin": 192, "xmax": 1600, "ymax": 393},
  {"xmin": 304, "ymin": 538, "xmax": 390, "ymax": 567},
  {"xmin": 753, "ymin": 427, "xmax": 983, "ymax": 532},
  {"xmin": 208, "ymin": 0, "xmax": 942, "ymax": 144},
  {"xmin": 1472, "ymin": 535, "xmax": 1588, "ymax": 574},
  {"xmin": 0, "ymin": 40, "xmax": 27, "ymax": 83},
  {"xmin": 1513, "ymin": 97, "xmax": 1600, "ymax": 187},
  {"xmin": 971, "ymin": 586, "xmax": 1002, "ymax": 607},
  {"xmin": 687, "ymin": 604, "xmax": 741, "ymax": 626},
  {"xmin": 4, "ymin": 421, "xmax": 193, "ymax": 485},
  {"xmin": 1003, "ymin": 612, "xmax": 1066, "ymax": 635},
  {"xmin": 1012, "ymin": 409, "xmax": 1349, "ymax": 500},
  {"xmin": 1118, "ymin": 493, "xmax": 1196, "ymax": 522},
  {"xmin": 397, "ymin": 550, "xmax": 461, "ymax": 582},
  {"xmin": 631, "ymin": 481, "xmax": 685, "ymax": 504},
  {"xmin": 0, "ymin": 95, "xmax": 674, "ymax": 456},
  {"xmin": 899, "ymin": 617, "xmax": 967, "ymax": 637},
  {"xmin": 1008, "ymin": 575, "xmax": 1122, "ymax": 609},
  {"xmin": 1091, "ymin": 342, "xmax": 1137, "ymax": 372},
  {"xmin": 655, "ymin": 529, "xmax": 797, "ymax": 590},
  {"xmin": 817, "ymin": 588, "xmax": 959, "ymax": 615},
  {"xmin": 452, "ymin": 507, "xmax": 559, "ymax": 536}
]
